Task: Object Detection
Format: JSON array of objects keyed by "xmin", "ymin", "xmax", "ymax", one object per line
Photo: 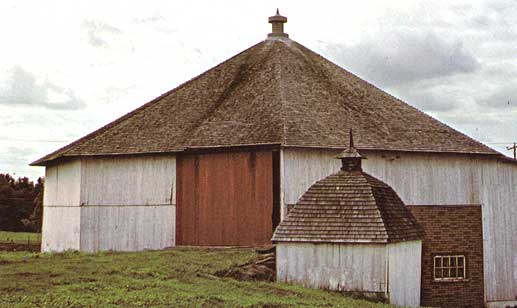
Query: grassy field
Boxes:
[
  {"xmin": 0, "ymin": 232, "xmax": 396, "ymax": 308},
  {"xmin": 0, "ymin": 231, "xmax": 40, "ymax": 245}
]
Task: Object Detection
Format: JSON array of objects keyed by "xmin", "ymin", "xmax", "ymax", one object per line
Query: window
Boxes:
[{"xmin": 434, "ymin": 255, "xmax": 466, "ymax": 281}]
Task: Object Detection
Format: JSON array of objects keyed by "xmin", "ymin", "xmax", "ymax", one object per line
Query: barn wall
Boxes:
[
  {"xmin": 282, "ymin": 148, "xmax": 517, "ymax": 303},
  {"xmin": 41, "ymin": 155, "xmax": 176, "ymax": 252},
  {"xmin": 387, "ymin": 240, "xmax": 422, "ymax": 307},
  {"xmin": 282, "ymin": 148, "xmax": 489, "ymax": 206},
  {"xmin": 41, "ymin": 159, "xmax": 82, "ymax": 252},
  {"xmin": 43, "ymin": 159, "xmax": 82, "ymax": 206},
  {"xmin": 281, "ymin": 149, "xmax": 340, "ymax": 216},
  {"xmin": 276, "ymin": 242, "xmax": 387, "ymax": 294},
  {"xmin": 80, "ymin": 156, "xmax": 176, "ymax": 206},
  {"xmin": 480, "ymin": 162, "xmax": 517, "ymax": 304},
  {"xmin": 41, "ymin": 206, "xmax": 81, "ymax": 252},
  {"xmin": 80, "ymin": 205, "xmax": 175, "ymax": 252},
  {"xmin": 78, "ymin": 155, "xmax": 176, "ymax": 252}
]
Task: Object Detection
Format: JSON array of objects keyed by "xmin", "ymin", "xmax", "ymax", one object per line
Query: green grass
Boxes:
[
  {"xmin": 0, "ymin": 233, "xmax": 397, "ymax": 308},
  {"xmin": 0, "ymin": 231, "xmax": 40, "ymax": 245}
]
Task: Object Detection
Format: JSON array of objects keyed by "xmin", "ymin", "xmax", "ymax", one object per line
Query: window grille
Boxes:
[{"xmin": 434, "ymin": 255, "xmax": 466, "ymax": 281}]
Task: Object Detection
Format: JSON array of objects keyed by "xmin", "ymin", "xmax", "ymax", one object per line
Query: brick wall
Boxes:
[{"xmin": 408, "ymin": 205, "xmax": 484, "ymax": 308}]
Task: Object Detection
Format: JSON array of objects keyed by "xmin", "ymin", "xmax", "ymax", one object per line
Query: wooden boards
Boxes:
[{"xmin": 176, "ymin": 151, "xmax": 274, "ymax": 246}]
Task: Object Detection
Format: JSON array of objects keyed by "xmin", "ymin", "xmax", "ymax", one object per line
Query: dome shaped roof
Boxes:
[{"xmin": 272, "ymin": 143, "xmax": 423, "ymax": 244}]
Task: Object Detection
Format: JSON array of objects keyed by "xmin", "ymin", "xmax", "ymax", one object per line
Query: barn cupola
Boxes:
[
  {"xmin": 337, "ymin": 129, "xmax": 365, "ymax": 172},
  {"xmin": 268, "ymin": 9, "xmax": 288, "ymax": 38}
]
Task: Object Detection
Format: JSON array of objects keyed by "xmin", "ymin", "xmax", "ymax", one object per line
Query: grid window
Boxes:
[{"xmin": 434, "ymin": 255, "xmax": 466, "ymax": 281}]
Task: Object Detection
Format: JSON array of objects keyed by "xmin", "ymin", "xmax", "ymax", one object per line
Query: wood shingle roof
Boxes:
[
  {"xmin": 32, "ymin": 37, "xmax": 498, "ymax": 166},
  {"xmin": 271, "ymin": 168, "xmax": 424, "ymax": 244}
]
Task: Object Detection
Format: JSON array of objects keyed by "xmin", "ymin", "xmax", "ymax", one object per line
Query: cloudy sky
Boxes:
[{"xmin": 1, "ymin": 0, "xmax": 516, "ymax": 180}]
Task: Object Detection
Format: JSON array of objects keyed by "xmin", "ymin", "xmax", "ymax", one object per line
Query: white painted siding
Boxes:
[
  {"xmin": 480, "ymin": 162, "xmax": 517, "ymax": 302},
  {"xmin": 80, "ymin": 156, "xmax": 176, "ymax": 206},
  {"xmin": 282, "ymin": 149, "xmax": 340, "ymax": 207},
  {"xmin": 276, "ymin": 243, "xmax": 387, "ymax": 293},
  {"xmin": 282, "ymin": 148, "xmax": 490, "ymax": 206},
  {"xmin": 388, "ymin": 240, "xmax": 422, "ymax": 307},
  {"xmin": 281, "ymin": 148, "xmax": 517, "ymax": 303},
  {"xmin": 42, "ymin": 155, "xmax": 177, "ymax": 252},
  {"xmin": 43, "ymin": 160, "xmax": 82, "ymax": 206},
  {"xmin": 41, "ymin": 206, "xmax": 81, "ymax": 252},
  {"xmin": 80, "ymin": 205, "xmax": 175, "ymax": 252}
]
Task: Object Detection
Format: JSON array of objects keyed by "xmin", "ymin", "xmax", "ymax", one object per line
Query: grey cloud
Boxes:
[
  {"xmin": 0, "ymin": 146, "xmax": 42, "ymax": 180},
  {"xmin": 477, "ymin": 83, "xmax": 517, "ymax": 110},
  {"xmin": 0, "ymin": 66, "xmax": 85, "ymax": 110},
  {"xmin": 323, "ymin": 31, "xmax": 480, "ymax": 87},
  {"xmin": 392, "ymin": 86, "xmax": 462, "ymax": 112},
  {"xmin": 82, "ymin": 20, "xmax": 123, "ymax": 48}
]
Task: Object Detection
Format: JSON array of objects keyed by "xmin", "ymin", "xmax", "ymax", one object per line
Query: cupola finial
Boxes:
[
  {"xmin": 268, "ymin": 9, "xmax": 288, "ymax": 38},
  {"xmin": 349, "ymin": 128, "xmax": 354, "ymax": 148},
  {"xmin": 337, "ymin": 129, "xmax": 365, "ymax": 172}
]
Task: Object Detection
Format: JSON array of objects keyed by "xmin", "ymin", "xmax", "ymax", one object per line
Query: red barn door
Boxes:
[{"xmin": 176, "ymin": 151, "xmax": 275, "ymax": 246}]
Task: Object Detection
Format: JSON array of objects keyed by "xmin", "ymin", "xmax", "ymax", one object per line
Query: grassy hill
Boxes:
[{"xmin": 0, "ymin": 232, "xmax": 396, "ymax": 308}]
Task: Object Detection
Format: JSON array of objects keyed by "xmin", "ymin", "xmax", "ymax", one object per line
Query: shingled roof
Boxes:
[
  {"xmin": 272, "ymin": 134, "xmax": 424, "ymax": 244},
  {"xmin": 32, "ymin": 15, "xmax": 498, "ymax": 166}
]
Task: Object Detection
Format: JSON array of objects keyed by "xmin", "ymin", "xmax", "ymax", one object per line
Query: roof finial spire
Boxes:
[
  {"xmin": 336, "ymin": 128, "xmax": 365, "ymax": 172},
  {"xmin": 349, "ymin": 128, "xmax": 354, "ymax": 149},
  {"xmin": 268, "ymin": 9, "xmax": 288, "ymax": 39}
]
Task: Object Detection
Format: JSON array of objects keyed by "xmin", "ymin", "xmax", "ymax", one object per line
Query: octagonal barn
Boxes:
[{"xmin": 32, "ymin": 11, "xmax": 517, "ymax": 308}]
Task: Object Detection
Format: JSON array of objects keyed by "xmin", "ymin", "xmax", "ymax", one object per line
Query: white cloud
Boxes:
[
  {"xmin": 0, "ymin": 66, "xmax": 85, "ymax": 110},
  {"xmin": 1, "ymin": 0, "xmax": 517, "ymax": 180}
]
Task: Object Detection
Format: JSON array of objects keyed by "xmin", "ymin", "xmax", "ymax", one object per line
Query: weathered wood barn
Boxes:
[{"xmin": 32, "ymin": 11, "xmax": 517, "ymax": 308}]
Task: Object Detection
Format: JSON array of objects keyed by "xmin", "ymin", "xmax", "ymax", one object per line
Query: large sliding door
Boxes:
[{"xmin": 176, "ymin": 151, "xmax": 277, "ymax": 246}]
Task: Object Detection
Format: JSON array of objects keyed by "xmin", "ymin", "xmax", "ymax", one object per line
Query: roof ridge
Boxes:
[
  {"xmin": 285, "ymin": 40, "xmax": 499, "ymax": 155},
  {"xmin": 181, "ymin": 42, "xmax": 274, "ymax": 146},
  {"xmin": 363, "ymin": 171, "xmax": 424, "ymax": 242},
  {"xmin": 31, "ymin": 41, "xmax": 266, "ymax": 165},
  {"xmin": 345, "ymin": 171, "xmax": 390, "ymax": 240},
  {"xmin": 277, "ymin": 41, "xmax": 288, "ymax": 145}
]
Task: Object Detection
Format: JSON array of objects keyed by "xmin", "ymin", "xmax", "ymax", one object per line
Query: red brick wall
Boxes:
[{"xmin": 408, "ymin": 205, "xmax": 484, "ymax": 308}]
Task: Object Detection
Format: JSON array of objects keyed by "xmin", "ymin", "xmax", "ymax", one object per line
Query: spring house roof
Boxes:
[{"xmin": 272, "ymin": 131, "xmax": 424, "ymax": 244}]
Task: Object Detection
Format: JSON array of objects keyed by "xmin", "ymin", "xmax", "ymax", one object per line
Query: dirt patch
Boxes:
[
  {"xmin": 215, "ymin": 247, "xmax": 276, "ymax": 282},
  {"xmin": 248, "ymin": 304, "xmax": 292, "ymax": 308},
  {"xmin": 0, "ymin": 242, "xmax": 40, "ymax": 252}
]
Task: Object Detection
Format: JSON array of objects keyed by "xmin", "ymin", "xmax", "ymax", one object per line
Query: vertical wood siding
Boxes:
[
  {"xmin": 282, "ymin": 149, "xmax": 341, "ymax": 207},
  {"xmin": 282, "ymin": 148, "xmax": 517, "ymax": 303},
  {"xmin": 387, "ymin": 240, "xmax": 422, "ymax": 307},
  {"xmin": 42, "ymin": 155, "xmax": 176, "ymax": 252},
  {"xmin": 480, "ymin": 162, "xmax": 517, "ymax": 302},
  {"xmin": 276, "ymin": 243, "xmax": 387, "ymax": 293},
  {"xmin": 42, "ymin": 159, "xmax": 82, "ymax": 252},
  {"xmin": 41, "ymin": 206, "xmax": 81, "ymax": 252},
  {"xmin": 177, "ymin": 151, "xmax": 273, "ymax": 246},
  {"xmin": 43, "ymin": 160, "xmax": 82, "ymax": 206},
  {"xmin": 80, "ymin": 205, "xmax": 175, "ymax": 252},
  {"xmin": 80, "ymin": 156, "xmax": 176, "ymax": 206}
]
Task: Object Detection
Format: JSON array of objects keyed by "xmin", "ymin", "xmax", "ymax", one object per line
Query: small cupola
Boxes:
[
  {"xmin": 272, "ymin": 128, "xmax": 423, "ymax": 244},
  {"xmin": 336, "ymin": 129, "xmax": 366, "ymax": 172},
  {"xmin": 268, "ymin": 9, "xmax": 288, "ymax": 38}
]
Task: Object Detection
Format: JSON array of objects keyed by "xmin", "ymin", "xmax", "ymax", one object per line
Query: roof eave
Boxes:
[
  {"xmin": 30, "ymin": 149, "xmax": 186, "ymax": 167},
  {"xmin": 271, "ymin": 238, "xmax": 389, "ymax": 244},
  {"xmin": 282, "ymin": 144, "xmax": 500, "ymax": 156}
]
